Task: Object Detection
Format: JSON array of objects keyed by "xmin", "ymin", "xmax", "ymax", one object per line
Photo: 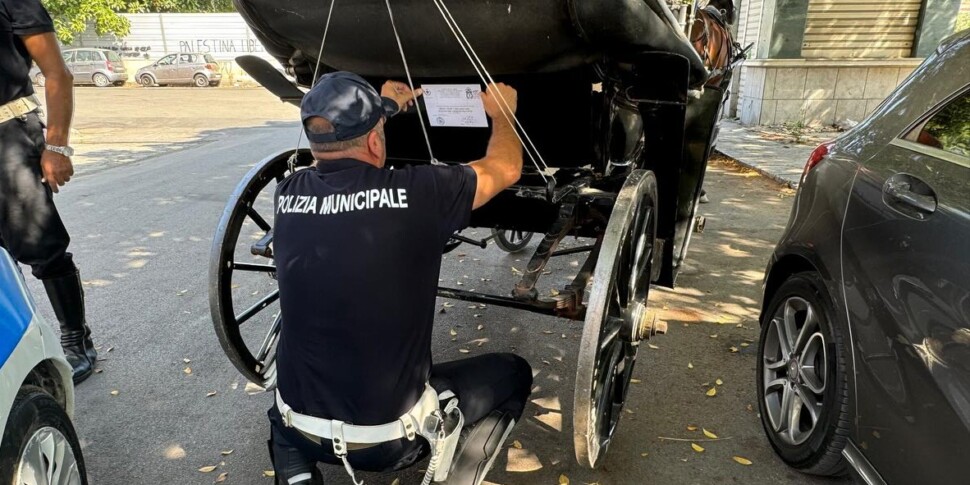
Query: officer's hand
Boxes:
[
  {"xmin": 40, "ymin": 150, "xmax": 74, "ymax": 193},
  {"xmin": 381, "ymin": 81, "xmax": 423, "ymax": 114},
  {"xmin": 481, "ymin": 83, "xmax": 517, "ymax": 120}
]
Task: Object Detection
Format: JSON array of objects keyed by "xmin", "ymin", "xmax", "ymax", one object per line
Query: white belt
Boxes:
[
  {"xmin": 276, "ymin": 383, "xmax": 462, "ymax": 485},
  {"xmin": 0, "ymin": 95, "xmax": 40, "ymax": 123}
]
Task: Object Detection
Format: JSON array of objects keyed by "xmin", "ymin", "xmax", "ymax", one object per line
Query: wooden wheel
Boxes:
[
  {"xmin": 209, "ymin": 149, "xmax": 312, "ymax": 388},
  {"xmin": 574, "ymin": 169, "xmax": 659, "ymax": 468}
]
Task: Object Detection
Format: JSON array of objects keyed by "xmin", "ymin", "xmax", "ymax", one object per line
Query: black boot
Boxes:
[
  {"xmin": 44, "ymin": 270, "xmax": 96, "ymax": 384},
  {"xmin": 445, "ymin": 411, "xmax": 515, "ymax": 485}
]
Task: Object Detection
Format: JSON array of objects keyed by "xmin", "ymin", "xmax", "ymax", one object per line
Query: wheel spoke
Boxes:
[
  {"xmin": 782, "ymin": 300, "xmax": 802, "ymax": 354},
  {"xmin": 792, "ymin": 305, "xmax": 817, "ymax": 355},
  {"xmin": 799, "ymin": 333, "xmax": 827, "ymax": 394},
  {"xmin": 785, "ymin": 385, "xmax": 803, "ymax": 443},
  {"xmin": 795, "ymin": 385, "xmax": 821, "ymax": 425},
  {"xmin": 246, "ymin": 206, "xmax": 272, "ymax": 232},
  {"xmin": 256, "ymin": 312, "xmax": 283, "ymax": 363},
  {"xmin": 232, "ymin": 262, "xmax": 276, "ymax": 273},
  {"xmin": 600, "ymin": 326, "xmax": 621, "ymax": 351},
  {"xmin": 764, "ymin": 377, "xmax": 788, "ymax": 392},
  {"xmin": 765, "ymin": 356, "xmax": 789, "ymax": 370},
  {"xmin": 234, "ymin": 289, "xmax": 280, "ymax": 326},
  {"xmin": 772, "ymin": 317, "xmax": 792, "ymax": 356}
]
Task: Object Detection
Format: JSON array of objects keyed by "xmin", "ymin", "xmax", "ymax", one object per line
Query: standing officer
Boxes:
[
  {"xmin": 269, "ymin": 72, "xmax": 533, "ymax": 485},
  {"xmin": 1, "ymin": 0, "xmax": 96, "ymax": 383}
]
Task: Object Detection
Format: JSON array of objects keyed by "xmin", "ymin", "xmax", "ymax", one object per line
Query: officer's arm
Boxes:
[
  {"xmin": 22, "ymin": 32, "xmax": 74, "ymax": 148},
  {"xmin": 468, "ymin": 83, "xmax": 523, "ymax": 210}
]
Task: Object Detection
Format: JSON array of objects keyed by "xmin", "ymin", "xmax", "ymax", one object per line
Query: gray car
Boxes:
[
  {"xmin": 31, "ymin": 48, "xmax": 128, "ymax": 87},
  {"xmin": 756, "ymin": 30, "xmax": 969, "ymax": 485},
  {"xmin": 135, "ymin": 52, "xmax": 222, "ymax": 87}
]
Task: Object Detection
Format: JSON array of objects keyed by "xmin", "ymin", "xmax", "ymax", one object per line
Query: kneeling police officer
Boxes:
[{"xmin": 269, "ymin": 72, "xmax": 533, "ymax": 485}]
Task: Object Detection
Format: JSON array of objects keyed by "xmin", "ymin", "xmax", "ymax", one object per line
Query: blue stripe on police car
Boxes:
[{"xmin": 0, "ymin": 249, "xmax": 34, "ymax": 367}]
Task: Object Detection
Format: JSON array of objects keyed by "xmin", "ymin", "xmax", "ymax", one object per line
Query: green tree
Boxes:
[
  {"xmin": 42, "ymin": 0, "xmax": 131, "ymax": 44},
  {"xmin": 125, "ymin": 0, "xmax": 235, "ymax": 13}
]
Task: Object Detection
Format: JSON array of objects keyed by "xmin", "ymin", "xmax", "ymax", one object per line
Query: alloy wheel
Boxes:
[{"xmin": 16, "ymin": 426, "xmax": 82, "ymax": 485}]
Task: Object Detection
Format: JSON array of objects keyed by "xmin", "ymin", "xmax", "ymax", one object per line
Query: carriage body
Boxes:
[{"xmin": 213, "ymin": 0, "xmax": 740, "ymax": 470}]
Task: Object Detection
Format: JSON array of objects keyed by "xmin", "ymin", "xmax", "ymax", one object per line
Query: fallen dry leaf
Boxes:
[
  {"xmin": 206, "ymin": 391, "xmax": 217, "ymax": 397},
  {"xmin": 732, "ymin": 456, "xmax": 753, "ymax": 466},
  {"xmin": 458, "ymin": 349, "xmax": 470, "ymax": 354},
  {"xmin": 703, "ymin": 429, "xmax": 718, "ymax": 439},
  {"xmin": 198, "ymin": 465, "xmax": 217, "ymax": 473},
  {"xmin": 729, "ymin": 346, "xmax": 739, "ymax": 353},
  {"xmin": 512, "ymin": 440, "xmax": 523, "ymax": 449},
  {"xmin": 542, "ymin": 330, "xmax": 554, "ymax": 334},
  {"xmin": 640, "ymin": 452, "xmax": 648, "ymax": 457},
  {"xmin": 691, "ymin": 443, "xmax": 704, "ymax": 453},
  {"xmin": 630, "ymin": 378, "xmax": 642, "ymax": 384},
  {"xmin": 477, "ymin": 324, "xmax": 484, "ymax": 330},
  {"xmin": 94, "ymin": 368, "xmax": 104, "ymax": 374},
  {"xmin": 550, "ymin": 288, "xmax": 560, "ymax": 296},
  {"xmin": 647, "ymin": 344, "xmax": 660, "ymax": 349},
  {"xmin": 443, "ymin": 302, "xmax": 455, "ymax": 308},
  {"xmin": 183, "ymin": 358, "xmax": 191, "ymax": 363},
  {"xmin": 715, "ymin": 378, "xmax": 724, "ymax": 386},
  {"xmin": 709, "ymin": 334, "xmax": 718, "ymax": 339},
  {"xmin": 177, "ymin": 290, "xmax": 188, "ymax": 296},
  {"xmin": 706, "ymin": 387, "xmax": 717, "ymax": 397},
  {"xmin": 183, "ymin": 367, "xmax": 192, "ymax": 375},
  {"xmin": 686, "ymin": 425, "xmax": 698, "ymax": 431},
  {"xmin": 511, "ymin": 266, "xmax": 523, "ymax": 275},
  {"xmin": 110, "ymin": 390, "xmax": 119, "ymax": 396},
  {"xmin": 688, "ymin": 362, "xmax": 694, "ymax": 369},
  {"xmin": 244, "ymin": 382, "xmax": 265, "ymax": 395},
  {"xmin": 221, "ymin": 450, "xmax": 234, "ymax": 456},
  {"xmin": 449, "ymin": 328, "xmax": 458, "ymax": 336},
  {"xmin": 740, "ymin": 342, "xmax": 750, "ymax": 347},
  {"xmin": 559, "ymin": 473, "xmax": 570, "ymax": 484},
  {"xmin": 262, "ymin": 470, "xmax": 275, "ymax": 477},
  {"xmin": 215, "ymin": 472, "xmax": 228, "ymax": 482}
]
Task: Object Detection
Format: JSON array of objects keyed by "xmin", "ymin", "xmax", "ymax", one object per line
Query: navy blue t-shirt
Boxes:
[
  {"xmin": 274, "ymin": 159, "xmax": 477, "ymax": 425},
  {"xmin": 0, "ymin": 0, "xmax": 53, "ymax": 105}
]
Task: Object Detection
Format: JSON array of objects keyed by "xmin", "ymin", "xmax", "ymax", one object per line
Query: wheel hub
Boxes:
[{"xmin": 788, "ymin": 356, "xmax": 799, "ymax": 383}]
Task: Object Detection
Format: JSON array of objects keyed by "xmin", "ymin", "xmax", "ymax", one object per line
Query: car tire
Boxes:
[
  {"xmin": 756, "ymin": 271, "xmax": 850, "ymax": 476},
  {"xmin": 0, "ymin": 386, "xmax": 88, "ymax": 485},
  {"xmin": 139, "ymin": 74, "xmax": 155, "ymax": 87},
  {"xmin": 491, "ymin": 229, "xmax": 534, "ymax": 253},
  {"xmin": 34, "ymin": 73, "xmax": 46, "ymax": 87},
  {"xmin": 194, "ymin": 74, "xmax": 209, "ymax": 87},
  {"xmin": 92, "ymin": 73, "xmax": 110, "ymax": 87}
]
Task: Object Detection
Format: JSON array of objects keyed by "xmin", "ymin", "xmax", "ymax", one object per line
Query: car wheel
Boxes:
[
  {"xmin": 139, "ymin": 74, "xmax": 155, "ymax": 87},
  {"xmin": 194, "ymin": 74, "xmax": 209, "ymax": 87},
  {"xmin": 34, "ymin": 73, "xmax": 46, "ymax": 87},
  {"xmin": 491, "ymin": 229, "xmax": 534, "ymax": 253},
  {"xmin": 92, "ymin": 73, "xmax": 110, "ymax": 87},
  {"xmin": 757, "ymin": 271, "xmax": 849, "ymax": 476},
  {"xmin": 0, "ymin": 386, "xmax": 88, "ymax": 485}
]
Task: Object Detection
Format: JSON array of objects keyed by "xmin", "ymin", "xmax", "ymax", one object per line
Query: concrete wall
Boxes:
[{"xmin": 738, "ymin": 59, "xmax": 922, "ymax": 126}]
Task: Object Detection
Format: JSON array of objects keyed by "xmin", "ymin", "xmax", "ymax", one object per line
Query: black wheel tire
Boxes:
[
  {"xmin": 139, "ymin": 75, "xmax": 154, "ymax": 87},
  {"xmin": 756, "ymin": 271, "xmax": 850, "ymax": 476},
  {"xmin": 0, "ymin": 386, "xmax": 88, "ymax": 484},
  {"xmin": 443, "ymin": 238, "xmax": 462, "ymax": 254},
  {"xmin": 194, "ymin": 74, "xmax": 209, "ymax": 87},
  {"xmin": 491, "ymin": 229, "xmax": 534, "ymax": 253},
  {"xmin": 92, "ymin": 73, "xmax": 110, "ymax": 87}
]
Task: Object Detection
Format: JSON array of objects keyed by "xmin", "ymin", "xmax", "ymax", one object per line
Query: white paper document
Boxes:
[{"xmin": 420, "ymin": 84, "xmax": 488, "ymax": 128}]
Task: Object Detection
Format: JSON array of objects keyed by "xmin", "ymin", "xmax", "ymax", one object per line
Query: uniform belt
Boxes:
[
  {"xmin": 276, "ymin": 383, "xmax": 440, "ymax": 445},
  {"xmin": 0, "ymin": 95, "xmax": 41, "ymax": 123}
]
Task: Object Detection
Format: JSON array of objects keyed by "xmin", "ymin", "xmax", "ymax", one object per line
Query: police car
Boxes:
[{"xmin": 0, "ymin": 247, "xmax": 87, "ymax": 484}]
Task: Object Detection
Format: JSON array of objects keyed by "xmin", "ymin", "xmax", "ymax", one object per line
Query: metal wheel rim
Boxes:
[
  {"xmin": 209, "ymin": 149, "xmax": 310, "ymax": 388},
  {"xmin": 195, "ymin": 75, "xmax": 208, "ymax": 87},
  {"xmin": 574, "ymin": 169, "xmax": 657, "ymax": 468},
  {"xmin": 492, "ymin": 228, "xmax": 534, "ymax": 252},
  {"xmin": 762, "ymin": 296, "xmax": 827, "ymax": 446},
  {"xmin": 93, "ymin": 74, "xmax": 109, "ymax": 87},
  {"xmin": 139, "ymin": 75, "xmax": 153, "ymax": 86},
  {"xmin": 15, "ymin": 426, "xmax": 82, "ymax": 485}
]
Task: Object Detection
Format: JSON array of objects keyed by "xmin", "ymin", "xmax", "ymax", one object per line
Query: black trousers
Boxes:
[
  {"xmin": 0, "ymin": 113, "xmax": 75, "ymax": 279},
  {"xmin": 269, "ymin": 352, "xmax": 533, "ymax": 474}
]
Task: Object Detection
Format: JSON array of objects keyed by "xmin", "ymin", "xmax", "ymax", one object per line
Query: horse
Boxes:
[{"xmin": 689, "ymin": 0, "xmax": 740, "ymax": 87}]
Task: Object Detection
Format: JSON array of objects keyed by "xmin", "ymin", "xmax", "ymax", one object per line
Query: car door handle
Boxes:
[{"xmin": 883, "ymin": 175, "xmax": 937, "ymax": 216}]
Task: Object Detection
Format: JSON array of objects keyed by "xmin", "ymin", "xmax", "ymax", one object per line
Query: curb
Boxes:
[{"xmin": 712, "ymin": 148, "xmax": 799, "ymax": 189}]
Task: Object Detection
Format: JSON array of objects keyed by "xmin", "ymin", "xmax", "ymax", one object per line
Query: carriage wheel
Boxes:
[
  {"xmin": 574, "ymin": 169, "xmax": 658, "ymax": 468},
  {"xmin": 491, "ymin": 229, "xmax": 534, "ymax": 253},
  {"xmin": 209, "ymin": 149, "xmax": 312, "ymax": 388}
]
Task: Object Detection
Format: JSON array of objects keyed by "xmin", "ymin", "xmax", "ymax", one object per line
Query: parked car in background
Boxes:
[
  {"xmin": 0, "ymin": 248, "xmax": 87, "ymax": 484},
  {"xmin": 756, "ymin": 30, "xmax": 969, "ymax": 485},
  {"xmin": 135, "ymin": 52, "xmax": 222, "ymax": 87},
  {"xmin": 31, "ymin": 48, "xmax": 127, "ymax": 87}
]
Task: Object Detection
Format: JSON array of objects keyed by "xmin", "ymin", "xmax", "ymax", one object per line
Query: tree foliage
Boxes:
[
  {"xmin": 125, "ymin": 0, "xmax": 235, "ymax": 13},
  {"xmin": 42, "ymin": 0, "xmax": 131, "ymax": 44}
]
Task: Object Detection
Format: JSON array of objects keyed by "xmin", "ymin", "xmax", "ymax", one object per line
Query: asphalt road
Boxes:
[{"xmin": 27, "ymin": 88, "xmax": 852, "ymax": 484}]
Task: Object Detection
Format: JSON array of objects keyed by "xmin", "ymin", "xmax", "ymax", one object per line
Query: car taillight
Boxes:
[
  {"xmin": 105, "ymin": 60, "xmax": 114, "ymax": 71},
  {"xmin": 205, "ymin": 63, "xmax": 218, "ymax": 70},
  {"xmin": 802, "ymin": 142, "xmax": 833, "ymax": 179}
]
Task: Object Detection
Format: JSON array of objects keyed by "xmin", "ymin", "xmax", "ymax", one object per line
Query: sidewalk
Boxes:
[{"xmin": 713, "ymin": 120, "xmax": 832, "ymax": 188}]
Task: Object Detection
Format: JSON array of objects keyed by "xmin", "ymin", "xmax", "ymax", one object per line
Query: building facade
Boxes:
[{"xmin": 732, "ymin": 0, "xmax": 968, "ymax": 126}]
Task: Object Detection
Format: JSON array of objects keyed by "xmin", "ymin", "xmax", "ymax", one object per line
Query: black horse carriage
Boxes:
[{"xmin": 210, "ymin": 0, "xmax": 740, "ymax": 469}]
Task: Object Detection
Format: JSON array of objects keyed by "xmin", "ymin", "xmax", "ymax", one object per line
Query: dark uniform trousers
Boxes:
[
  {"xmin": 0, "ymin": 112, "xmax": 76, "ymax": 279},
  {"xmin": 269, "ymin": 352, "xmax": 534, "ymax": 473}
]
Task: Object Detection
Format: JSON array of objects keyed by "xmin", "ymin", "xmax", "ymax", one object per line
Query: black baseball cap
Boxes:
[{"xmin": 300, "ymin": 71, "xmax": 401, "ymax": 144}]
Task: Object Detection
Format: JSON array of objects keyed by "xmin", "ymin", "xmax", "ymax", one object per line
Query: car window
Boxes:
[
  {"xmin": 76, "ymin": 51, "xmax": 97, "ymax": 62},
  {"xmin": 179, "ymin": 53, "xmax": 195, "ymax": 63},
  {"xmin": 62, "ymin": 51, "xmax": 74, "ymax": 63},
  {"xmin": 912, "ymin": 91, "xmax": 970, "ymax": 159},
  {"xmin": 157, "ymin": 54, "xmax": 176, "ymax": 66},
  {"xmin": 204, "ymin": 54, "xmax": 217, "ymax": 65},
  {"xmin": 105, "ymin": 51, "xmax": 122, "ymax": 62}
]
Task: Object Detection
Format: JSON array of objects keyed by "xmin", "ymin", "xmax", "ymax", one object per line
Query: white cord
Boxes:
[
  {"xmin": 291, "ymin": 0, "xmax": 338, "ymax": 166},
  {"xmin": 432, "ymin": 0, "xmax": 552, "ymax": 176},
  {"xmin": 384, "ymin": 0, "xmax": 438, "ymax": 164}
]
